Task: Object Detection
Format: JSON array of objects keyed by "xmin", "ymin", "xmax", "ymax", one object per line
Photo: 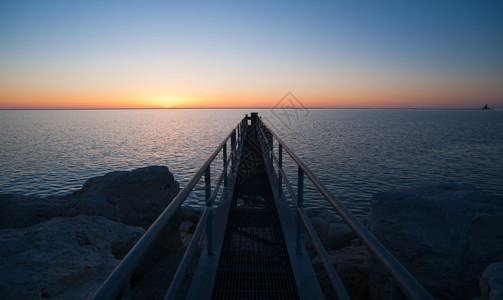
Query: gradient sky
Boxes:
[{"xmin": 1, "ymin": 1, "xmax": 502, "ymax": 108}]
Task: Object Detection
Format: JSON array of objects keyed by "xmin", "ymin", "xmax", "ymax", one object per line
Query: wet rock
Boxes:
[
  {"xmin": 0, "ymin": 215, "xmax": 144, "ymax": 299},
  {"xmin": 368, "ymin": 183, "xmax": 503, "ymax": 299}
]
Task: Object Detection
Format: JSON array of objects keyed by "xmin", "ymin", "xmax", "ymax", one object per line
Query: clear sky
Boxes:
[{"xmin": 1, "ymin": 1, "xmax": 502, "ymax": 108}]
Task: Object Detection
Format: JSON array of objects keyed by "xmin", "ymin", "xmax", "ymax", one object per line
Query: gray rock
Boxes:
[
  {"xmin": 0, "ymin": 166, "xmax": 183, "ymax": 298},
  {"xmin": 368, "ymin": 183, "xmax": 503, "ymax": 299},
  {"xmin": 180, "ymin": 220, "xmax": 195, "ymax": 234},
  {"xmin": 0, "ymin": 166, "xmax": 180, "ymax": 230},
  {"xmin": 308, "ymin": 210, "xmax": 356, "ymax": 250},
  {"xmin": 181, "ymin": 206, "xmax": 204, "ymax": 224},
  {"xmin": 309, "ymin": 210, "xmax": 337, "ymax": 241},
  {"xmin": 72, "ymin": 165, "xmax": 180, "ymax": 229},
  {"xmin": 480, "ymin": 262, "xmax": 503, "ymax": 300},
  {"xmin": 327, "ymin": 223, "xmax": 357, "ymax": 250},
  {"xmin": 350, "ymin": 238, "xmax": 363, "ymax": 247},
  {"xmin": 0, "ymin": 194, "xmax": 76, "ymax": 229},
  {"xmin": 0, "ymin": 215, "xmax": 145, "ymax": 299},
  {"xmin": 312, "ymin": 245, "xmax": 370, "ymax": 299},
  {"xmin": 180, "ymin": 220, "xmax": 196, "ymax": 247}
]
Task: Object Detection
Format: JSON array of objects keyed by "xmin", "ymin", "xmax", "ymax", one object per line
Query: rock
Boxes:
[
  {"xmin": 180, "ymin": 220, "xmax": 195, "ymax": 233},
  {"xmin": 0, "ymin": 194, "xmax": 77, "ymax": 229},
  {"xmin": 308, "ymin": 210, "xmax": 356, "ymax": 250},
  {"xmin": 327, "ymin": 223, "xmax": 357, "ymax": 250},
  {"xmin": 312, "ymin": 245, "xmax": 370, "ymax": 299},
  {"xmin": 480, "ymin": 262, "xmax": 503, "ymax": 300},
  {"xmin": 309, "ymin": 210, "xmax": 337, "ymax": 242},
  {"xmin": 72, "ymin": 166, "xmax": 180, "ymax": 229},
  {"xmin": 181, "ymin": 206, "xmax": 204, "ymax": 224},
  {"xmin": 0, "ymin": 166, "xmax": 183, "ymax": 298},
  {"xmin": 180, "ymin": 220, "xmax": 196, "ymax": 247},
  {"xmin": 350, "ymin": 238, "xmax": 363, "ymax": 247},
  {"xmin": 368, "ymin": 183, "xmax": 503, "ymax": 299},
  {"xmin": 0, "ymin": 166, "xmax": 180, "ymax": 230},
  {"xmin": 73, "ymin": 166, "xmax": 183, "ymax": 273},
  {"xmin": 0, "ymin": 215, "xmax": 145, "ymax": 299}
]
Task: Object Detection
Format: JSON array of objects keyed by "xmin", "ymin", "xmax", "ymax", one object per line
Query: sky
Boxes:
[{"xmin": 1, "ymin": 1, "xmax": 502, "ymax": 109}]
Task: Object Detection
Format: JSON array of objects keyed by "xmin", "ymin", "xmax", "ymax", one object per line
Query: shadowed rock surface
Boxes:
[
  {"xmin": 312, "ymin": 243, "xmax": 370, "ymax": 300},
  {"xmin": 0, "ymin": 166, "xmax": 181, "ymax": 299},
  {"xmin": 368, "ymin": 183, "xmax": 503, "ymax": 299},
  {"xmin": 306, "ymin": 209, "xmax": 370, "ymax": 299},
  {"xmin": 479, "ymin": 262, "xmax": 503, "ymax": 300},
  {"xmin": 0, "ymin": 215, "xmax": 145, "ymax": 299}
]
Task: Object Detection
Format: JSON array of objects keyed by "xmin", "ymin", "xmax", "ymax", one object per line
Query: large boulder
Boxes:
[
  {"xmin": 0, "ymin": 166, "xmax": 180, "ymax": 230},
  {"xmin": 368, "ymin": 183, "xmax": 503, "ymax": 299},
  {"xmin": 0, "ymin": 166, "xmax": 183, "ymax": 298},
  {"xmin": 72, "ymin": 166, "xmax": 180, "ymax": 229},
  {"xmin": 0, "ymin": 215, "xmax": 145, "ymax": 299},
  {"xmin": 0, "ymin": 194, "xmax": 77, "ymax": 229}
]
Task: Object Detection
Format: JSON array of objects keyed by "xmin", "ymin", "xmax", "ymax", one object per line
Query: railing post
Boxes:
[
  {"xmin": 267, "ymin": 127, "xmax": 273, "ymax": 152},
  {"xmin": 231, "ymin": 129, "xmax": 236, "ymax": 168},
  {"xmin": 269, "ymin": 130, "xmax": 273, "ymax": 169},
  {"xmin": 296, "ymin": 166, "xmax": 304, "ymax": 255},
  {"xmin": 237, "ymin": 122, "xmax": 241, "ymax": 143},
  {"xmin": 205, "ymin": 167, "xmax": 213, "ymax": 256},
  {"xmin": 278, "ymin": 144, "xmax": 283, "ymax": 200},
  {"xmin": 223, "ymin": 143, "xmax": 228, "ymax": 188}
]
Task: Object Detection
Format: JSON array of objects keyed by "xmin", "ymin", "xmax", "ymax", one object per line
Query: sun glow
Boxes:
[{"xmin": 133, "ymin": 94, "xmax": 196, "ymax": 108}]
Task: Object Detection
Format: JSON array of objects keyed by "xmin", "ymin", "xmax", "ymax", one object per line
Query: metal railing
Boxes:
[
  {"xmin": 255, "ymin": 116, "xmax": 433, "ymax": 300},
  {"xmin": 93, "ymin": 116, "xmax": 249, "ymax": 299}
]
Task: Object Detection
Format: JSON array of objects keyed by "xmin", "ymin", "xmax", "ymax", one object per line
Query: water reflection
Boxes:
[{"xmin": 0, "ymin": 109, "xmax": 502, "ymax": 218}]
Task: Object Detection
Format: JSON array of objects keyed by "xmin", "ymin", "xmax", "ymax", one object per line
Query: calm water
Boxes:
[{"xmin": 1, "ymin": 109, "xmax": 502, "ymax": 218}]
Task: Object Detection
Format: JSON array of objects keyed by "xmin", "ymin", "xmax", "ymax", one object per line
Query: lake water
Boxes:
[{"xmin": 1, "ymin": 109, "xmax": 502, "ymax": 218}]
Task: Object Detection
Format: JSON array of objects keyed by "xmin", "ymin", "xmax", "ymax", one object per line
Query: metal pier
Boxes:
[
  {"xmin": 187, "ymin": 113, "xmax": 321, "ymax": 299},
  {"xmin": 210, "ymin": 116, "xmax": 300, "ymax": 299},
  {"xmin": 94, "ymin": 113, "xmax": 433, "ymax": 300}
]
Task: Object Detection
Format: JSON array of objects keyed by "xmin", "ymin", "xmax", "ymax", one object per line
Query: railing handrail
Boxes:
[
  {"xmin": 93, "ymin": 116, "xmax": 248, "ymax": 299},
  {"xmin": 255, "ymin": 122, "xmax": 350, "ymax": 300},
  {"xmin": 257, "ymin": 116, "xmax": 433, "ymax": 300},
  {"xmin": 163, "ymin": 118, "xmax": 249, "ymax": 299}
]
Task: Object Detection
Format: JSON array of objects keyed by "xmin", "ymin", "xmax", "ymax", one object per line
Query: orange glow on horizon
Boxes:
[{"xmin": 0, "ymin": 89, "xmax": 501, "ymax": 109}]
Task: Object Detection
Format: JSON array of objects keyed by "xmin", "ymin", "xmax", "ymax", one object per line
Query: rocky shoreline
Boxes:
[
  {"xmin": 1, "ymin": 167, "xmax": 502, "ymax": 299},
  {"xmin": 307, "ymin": 183, "xmax": 503, "ymax": 300},
  {"xmin": 0, "ymin": 166, "xmax": 182, "ymax": 299}
]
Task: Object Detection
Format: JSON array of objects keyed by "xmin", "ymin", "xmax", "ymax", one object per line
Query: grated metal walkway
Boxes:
[
  {"xmin": 212, "ymin": 197, "xmax": 299, "ymax": 299},
  {"xmin": 211, "ymin": 124, "xmax": 299, "ymax": 299}
]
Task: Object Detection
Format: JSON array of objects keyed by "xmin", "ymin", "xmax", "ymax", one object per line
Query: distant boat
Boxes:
[{"xmin": 482, "ymin": 104, "xmax": 493, "ymax": 110}]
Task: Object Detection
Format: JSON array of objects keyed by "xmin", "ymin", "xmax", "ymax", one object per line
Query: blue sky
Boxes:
[{"xmin": 1, "ymin": 1, "xmax": 502, "ymax": 108}]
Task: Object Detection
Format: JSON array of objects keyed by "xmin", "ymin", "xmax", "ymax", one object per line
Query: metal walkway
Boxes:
[
  {"xmin": 211, "ymin": 120, "xmax": 298, "ymax": 299},
  {"xmin": 186, "ymin": 114, "xmax": 321, "ymax": 299},
  {"xmin": 94, "ymin": 113, "xmax": 433, "ymax": 300}
]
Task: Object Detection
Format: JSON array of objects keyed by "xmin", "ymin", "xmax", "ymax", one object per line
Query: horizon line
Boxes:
[{"xmin": 0, "ymin": 106, "xmax": 499, "ymax": 111}]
